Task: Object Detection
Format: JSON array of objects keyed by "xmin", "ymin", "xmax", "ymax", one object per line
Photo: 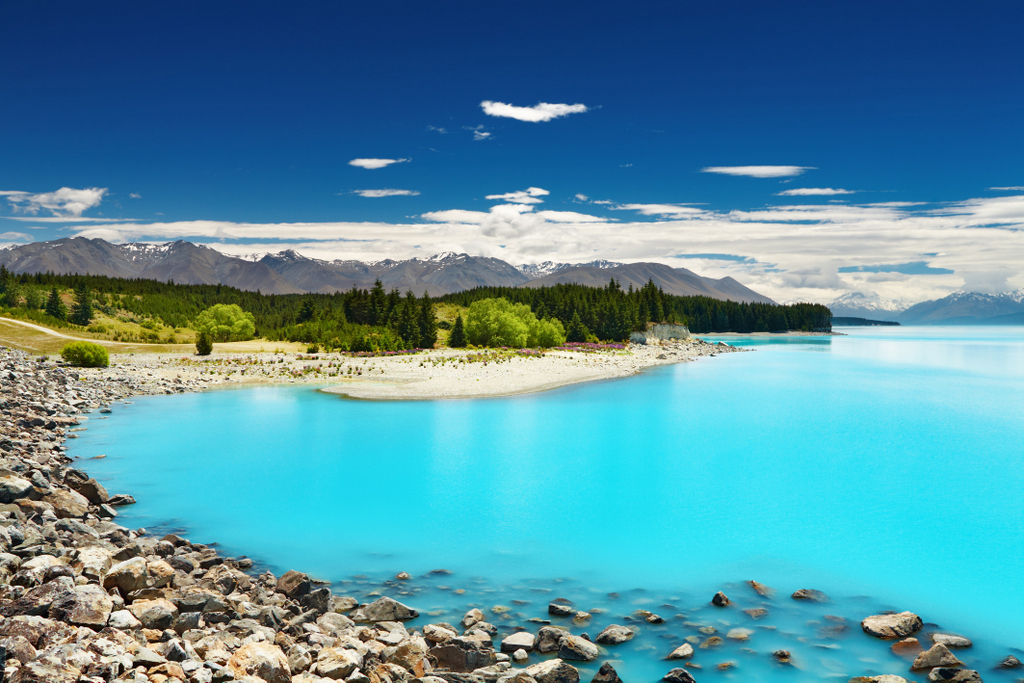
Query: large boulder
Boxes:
[
  {"xmin": 67, "ymin": 477, "xmax": 109, "ymax": 505},
  {"xmin": 592, "ymin": 662, "xmax": 622, "ymax": 683},
  {"xmin": 48, "ymin": 583, "xmax": 113, "ymax": 627},
  {"xmin": 662, "ymin": 668, "xmax": 697, "ymax": 683},
  {"xmin": 350, "ymin": 596, "xmax": 418, "ymax": 622},
  {"xmin": 40, "ymin": 488, "xmax": 90, "ymax": 518},
  {"xmin": 0, "ymin": 476, "xmax": 33, "ymax": 504},
  {"xmin": 103, "ymin": 557, "xmax": 149, "ymax": 594},
  {"xmin": 912, "ymin": 643, "xmax": 963, "ymax": 670},
  {"xmin": 536, "ymin": 626, "xmax": 571, "ymax": 653},
  {"xmin": 931, "ymin": 634, "xmax": 972, "ymax": 649},
  {"xmin": 316, "ymin": 646, "xmax": 363, "ymax": 679},
  {"xmin": 1, "ymin": 576, "xmax": 76, "ymax": 617},
  {"xmin": 386, "ymin": 635, "xmax": 430, "ymax": 671},
  {"xmin": 431, "ymin": 636, "xmax": 495, "ymax": 672},
  {"xmin": 595, "ymin": 625, "xmax": 634, "ymax": 645},
  {"xmin": 862, "ymin": 612, "xmax": 923, "ymax": 639},
  {"xmin": 558, "ymin": 635, "xmax": 599, "ymax": 662},
  {"xmin": 667, "ymin": 643, "xmax": 694, "ymax": 659},
  {"xmin": 501, "ymin": 631, "xmax": 536, "ymax": 653},
  {"xmin": 8, "ymin": 661, "xmax": 81, "ymax": 683},
  {"xmin": 228, "ymin": 641, "xmax": 291, "ymax": 683},
  {"xmin": 524, "ymin": 659, "xmax": 580, "ymax": 683},
  {"xmin": 276, "ymin": 570, "xmax": 312, "ymax": 598},
  {"xmin": 127, "ymin": 598, "xmax": 178, "ymax": 630}
]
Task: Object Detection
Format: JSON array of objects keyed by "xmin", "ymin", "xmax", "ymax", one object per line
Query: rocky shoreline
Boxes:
[{"xmin": 0, "ymin": 345, "xmax": 1018, "ymax": 683}]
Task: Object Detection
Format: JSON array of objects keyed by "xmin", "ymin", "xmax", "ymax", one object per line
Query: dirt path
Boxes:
[{"xmin": 0, "ymin": 317, "xmax": 140, "ymax": 344}]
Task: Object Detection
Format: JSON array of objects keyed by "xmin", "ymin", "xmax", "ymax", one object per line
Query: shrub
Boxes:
[
  {"xmin": 195, "ymin": 303, "xmax": 256, "ymax": 342},
  {"xmin": 195, "ymin": 331, "xmax": 213, "ymax": 356},
  {"xmin": 306, "ymin": 343, "xmax": 320, "ymax": 353},
  {"xmin": 60, "ymin": 341, "xmax": 109, "ymax": 368},
  {"xmin": 465, "ymin": 298, "xmax": 566, "ymax": 348}
]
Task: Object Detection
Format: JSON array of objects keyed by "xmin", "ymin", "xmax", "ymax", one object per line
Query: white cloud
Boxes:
[
  {"xmin": 348, "ymin": 158, "xmax": 410, "ymax": 170},
  {"xmin": 485, "ymin": 187, "xmax": 550, "ymax": 204},
  {"xmin": 3, "ymin": 187, "xmax": 107, "ymax": 216},
  {"xmin": 701, "ymin": 166, "xmax": 813, "ymax": 178},
  {"xmin": 613, "ymin": 203, "xmax": 706, "ymax": 217},
  {"xmin": 353, "ymin": 189, "xmax": 420, "ymax": 198},
  {"xmin": 777, "ymin": 188, "xmax": 855, "ymax": 196},
  {"xmin": 990, "ymin": 186, "xmax": 1024, "ymax": 191},
  {"xmin": 574, "ymin": 194, "xmax": 589, "ymax": 202},
  {"xmin": 464, "ymin": 125, "xmax": 491, "ymax": 141},
  {"xmin": 0, "ymin": 231, "xmax": 32, "ymax": 241},
  {"xmin": 129, "ymin": 193, "xmax": 141, "ymax": 199},
  {"xmin": 480, "ymin": 100, "xmax": 588, "ymax": 123}
]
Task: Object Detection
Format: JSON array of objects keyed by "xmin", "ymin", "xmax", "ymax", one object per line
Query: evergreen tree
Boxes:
[
  {"xmin": 297, "ymin": 298, "xmax": 316, "ymax": 323},
  {"xmin": 369, "ymin": 279, "xmax": 386, "ymax": 325},
  {"xmin": 417, "ymin": 291, "xmax": 438, "ymax": 349},
  {"xmin": 449, "ymin": 314, "xmax": 467, "ymax": 347},
  {"xmin": 70, "ymin": 283, "xmax": 93, "ymax": 326},
  {"xmin": 565, "ymin": 310, "xmax": 589, "ymax": 343},
  {"xmin": 45, "ymin": 287, "xmax": 68, "ymax": 321},
  {"xmin": 397, "ymin": 294, "xmax": 420, "ymax": 348}
]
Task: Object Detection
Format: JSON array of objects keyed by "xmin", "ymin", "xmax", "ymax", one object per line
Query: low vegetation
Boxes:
[{"xmin": 59, "ymin": 341, "xmax": 109, "ymax": 367}]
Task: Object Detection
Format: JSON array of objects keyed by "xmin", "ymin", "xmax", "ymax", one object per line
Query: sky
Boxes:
[{"xmin": 1, "ymin": 0, "xmax": 1022, "ymax": 305}]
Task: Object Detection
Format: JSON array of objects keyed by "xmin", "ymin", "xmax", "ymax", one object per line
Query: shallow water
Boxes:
[{"xmin": 72, "ymin": 327, "xmax": 1024, "ymax": 680}]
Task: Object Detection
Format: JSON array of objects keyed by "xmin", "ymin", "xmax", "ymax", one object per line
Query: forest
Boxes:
[{"xmin": 0, "ymin": 267, "xmax": 831, "ymax": 350}]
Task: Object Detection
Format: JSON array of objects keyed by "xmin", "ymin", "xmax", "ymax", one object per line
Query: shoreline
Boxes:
[{"xmin": 0, "ymin": 344, "xmax": 1010, "ymax": 683}]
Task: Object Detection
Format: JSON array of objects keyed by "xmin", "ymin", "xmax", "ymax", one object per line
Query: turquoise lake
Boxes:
[{"xmin": 71, "ymin": 327, "xmax": 1024, "ymax": 681}]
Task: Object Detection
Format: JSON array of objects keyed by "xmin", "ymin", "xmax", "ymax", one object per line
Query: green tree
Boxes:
[
  {"xmin": 565, "ymin": 310, "xmax": 589, "ymax": 343},
  {"xmin": 70, "ymin": 283, "xmax": 93, "ymax": 326},
  {"xmin": 195, "ymin": 331, "xmax": 213, "ymax": 355},
  {"xmin": 194, "ymin": 303, "xmax": 256, "ymax": 342},
  {"xmin": 465, "ymin": 297, "xmax": 566, "ymax": 348},
  {"xmin": 397, "ymin": 294, "xmax": 420, "ymax": 348},
  {"xmin": 1, "ymin": 284, "xmax": 20, "ymax": 308},
  {"xmin": 23, "ymin": 288, "xmax": 43, "ymax": 310},
  {"xmin": 449, "ymin": 314, "xmax": 467, "ymax": 347},
  {"xmin": 45, "ymin": 287, "xmax": 68, "ymax": 321},
  {"xmin": 296, "ymin": 298, "xmax": 316, "ymax": 323},
  {"xmin": 418, "ymin": 291, "xmax": 438, "ymax": 349}
]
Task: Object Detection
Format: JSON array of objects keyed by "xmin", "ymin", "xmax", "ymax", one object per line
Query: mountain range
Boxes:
[
  {"xmin": 0, "ymin": 237, "xmax": 774, "ymax": 304},
  {"xmin": 829, "ymin": 290, "xmax": 1024, "ymax": 325}
]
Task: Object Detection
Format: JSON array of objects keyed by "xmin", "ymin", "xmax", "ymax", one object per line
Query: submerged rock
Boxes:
[
  {"xmin": 595, "ymin": 624, "xmax": 634, "ymax": 645},
  {"xmin": 861, "ymin": 612, "xmax": 923, "ymax": 639},
  {"xmin": 1000, "ymin": 655, "xmax": 1021, "ymax": 668},
  {"xmin": 501, "ymin": 631, "xmax": 536, "ymax": 653},
  {"xmin": 927, "ymin": 669, "xmax": 981, "ymax": 682},
  {"xmin": 791, "ymin": 588, "xmax": 829, "ymax": 603},
  {"xmin": 667, "ymin": 643, "xmax": 694, "ymax": 659},
  {"xmin": 350, "ymin": 596, "xmax": 419, "ymax": 622},
  {"xmin": 931, "ymin": 633, "xmax": 972, "ymax": 648},
  {"xmin": 711, "ymin": 591, "xmax": 730, "ymax": 607},
  {"xmin": 747, "ymin": 580, "xmax": 774, "ymax": 597},
  {"xmin": 523, "ymin": 658, "xmax": 581, "ymax": 683},
  {"xmin": 662, "ymin": 667, "xmax": 697, "ymax": 683},
  {"xmin": 558, "ymin": 635, "xmax": 599, "ymax": 661},
  {"xmin": 592, "ymin": 662, "xmax": 622, "ymax": 683}
]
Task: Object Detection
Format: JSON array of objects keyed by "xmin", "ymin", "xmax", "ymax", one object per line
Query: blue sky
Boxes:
[{"xmin": 2, "ymin": 0, "xmax": 1022, "ymax": 303}]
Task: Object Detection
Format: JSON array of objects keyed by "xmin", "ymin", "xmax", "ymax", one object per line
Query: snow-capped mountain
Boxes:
[
  {"xmin": 517, "ymin": 259, "xmax": 623, "ymax": 278},
  {"xmin": 828, "ymin": 291, "xmax": 910, "ymax": 320},
  {"xmin": 898, "ymin": 290, "xmax": 1024, "ymax": 325}
]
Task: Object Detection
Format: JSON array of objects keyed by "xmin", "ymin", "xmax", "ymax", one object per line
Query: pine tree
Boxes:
[
  {"xmin": 70, "ymin": 284, "xmax": 93, "ymax": 326},
  {"xmin": 45, "ymin": 287, "xmax": 68, "ymax": 321},
  {"xmin": 565, "ymin": 310, "xmax": 589, "ymax": 343},
  {"xmin": 195, "ymin": 330, "xmax": 213, "ymax": 355},
  {"xmin": 397, "ymin": 295, "xmax": 420, "ymax": 348},
  {"xmin": 297, "ymin": 298, "xmax": 316, "ymax": 323},
  {"xmin": 449, "ymin": 315, "xmax": 467, "ymax": 347},
  {"xmin": 417, "ymin": 291, "xmax": 438, "ymax": 349}
]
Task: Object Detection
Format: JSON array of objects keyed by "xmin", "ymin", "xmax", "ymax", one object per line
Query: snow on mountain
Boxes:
[{"xmin": 517, "ymin": 259, "xmax": 624, "ymax": 278}]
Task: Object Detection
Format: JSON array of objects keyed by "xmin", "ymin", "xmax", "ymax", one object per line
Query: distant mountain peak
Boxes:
[{"xmin": 517, "ymin": 259, "xmax": 624, "ymax": 278}]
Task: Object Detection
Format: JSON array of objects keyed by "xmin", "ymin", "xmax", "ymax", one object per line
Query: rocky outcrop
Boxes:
[
  {"xmin": 595, "ymin": 624, "xmax": 634, "ymax": 645},
  {"xmin": 912, "ymin": 643, "xmax": 963, "ymax": 670}
]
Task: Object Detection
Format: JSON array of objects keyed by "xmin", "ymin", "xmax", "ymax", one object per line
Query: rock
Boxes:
[
  {"xmin": 501, "ymin": 632, "xmax": 536, "ymax": 653},
  {"xmin": 48, "ymin": 583, "xmax": 113, "ymax": 627},
  {"xmin": 103, "ymin": 556, "xmax": 149, "ymax": 594},
  {"xmin": 726, "ymin": 628, "xmax": 753, "ymax": 640},
  {"xmin": 711, "ymin": 591, "xmax": 730, "ymax": 607},
  {"xmin": 667, "ymin": 643, "xmax": 694, "ymax": 659},
  {"xmin": 927, "ymin": 669, "xmax": 981, "ymax": 682},
  {"xmin": 424, "ymin": 623, "xmax": 458, "ymax": 644},
  {"xmin": 128, "ymin": 597, "xmax": 178, "ymax": 630},
  {"xmin": 0, "ymin": 476, "xmax": 33, "ymax": 504},
  {"xmin": 591, "ymin": 662, "xmax": 622, "ymax": 683},
  {"xmin": 133, "ymin": 647, "xmax": 167, "ymax": 667},
  {"xmin": 276, "ymin": 570, "xmax": 312, "ymax": 598},
  {"xmin": 912, "ymin": 643, "xmax": 964, "ymax": 670},
  {"xmin": 861, "ymin": 612, "xmax": 923, "ymax": 639},
  {"xmin": 350, "ymin": 596, "xmax": 418, "ymax": 622},
  {"xmin": 146, "ymin": 559, "xmax": 176, "ymax": 588},
  {"xmin": 773, "ymin": 650, "xmax": 792, "ymax": 664},
  {"xmin": 558, "ymin": 635, "xmax": 599, "ymax": 662},
  {"xmin": 228, "ymin": 641, "xmax": 292, "ymax": 683},
  {"xmin": 1, "ymin": 575, "xmax": 75, "ymax": 617},
  {"xmin": 386, "ymin": 635, "xmax": 429, "ymax": 671},
  {"xmin": 300, "ymin": 586, "xmax": 332, "ymax": 615},
  {"xmin": 1000, "ymin": 655, "xmax": 1021, "ymax": 668},
  {"xmin": 108, "ymin": 608, "xmax": 141, "ymax": 629},
  {"xmin": 0, "ymin": 635, "xmax": 36, "ymax": 666},
  {"xmin": 523, "ymin": 658, "xmax": 580, "ymax": 683},
  {"xmin": 931, "ymin": 633, "xmax": 972, "ymax": 648},
  {"xmin": 891, "ymin": 638, "xmax": 923, "ymax": 657},
  {"xmin": 744, "ymin": 608, "xmax": 768, "ymax": 620},
  {"xmin": 791, "ymin": 589, "xmax": 828, "ymax": 603},
  {"xmin": 595, "ymin": 624, "xmax": 634, "ymax": 645},
  {"xmin": 67, "ymin": 477, "xmax": 109, "ymax": 505},
  {"xmin": 662, "ymin": 668, "xmax": 697, "ymax": 683},
  {"xmin": 430, "ymin": 636, "xmax": 495, "ymax": 673},
  {"xmin": 747, "ymin": 580, "xmax": 774, "ymax": 597},
  {"xmin": 548, "ymin": 603, "xmax": 574, "ymax": 617},
  {"xmin": 40, "ymin": 488, "xmax": 90, "ymax": 518},
  {"xmin": 396, "ymin": 571, "xmax": 411, "ymax": 580},
  {"xmin": 8, "ymin": 661, "xmax": 81, "ymax": 683},
  {"xmin": 463, "ymin": 608, "xmax": 485, "ymax": 627},
  {"xmin": 513, "ymin": 649, "xmax": 529, "ymax": 663},
  {"xmin": 536, "ymin": 626, "xmax": 571, "ymax": 653}
]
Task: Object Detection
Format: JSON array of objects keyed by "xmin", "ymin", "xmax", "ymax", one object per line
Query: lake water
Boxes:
[{"xmin": 71, "ymin": 327, "xmax": 1024, "ymax": 681}]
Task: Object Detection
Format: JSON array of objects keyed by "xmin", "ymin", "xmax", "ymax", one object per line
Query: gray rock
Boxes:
[
  {"xmin": 108, "ymin": 608, "xmax": 141, "ymax": 630},
  {"xmin": 127, "ymin": 597, "xmax": 178, "ymax": 630},
  {"xmin": 513, "ymin": 649, "xmax": 529, "ymax": 663},
  {"xmin": 791, "ymin": 588, "xmax": 828, "ymax": 603},
  {"xmin": 912, "ymin": 643, "xmax": 964, "ymax": 670},
  {"xmin": 0, "ymin": 476, "xmax": 33, "ymax": 504},
  {"xmin": 103, "ymin": 556, "xmax": 149, "ymax": 594},
  {"xmin": 228, "ymin": 641, "xmax": 292, "ymax": 683},
  {"xmin": 431, "ymin": 636, "xmax": 496, "ymax": 673},
  {"xmin": 48, "ymin": 583, "xmax": 112, "ymax": 627},
  {"xmin": 861, "ymin": 612, "xmax": 923, "ymax": 639},
  {"xmin": 548, "ymin": 603, "xmax": 575, "ymax": 617},
  {"xmin": 276, "ymin": 569, "xmax": 312, "ymax": 598},
  {"xmin": 350, "ymin": 596, "xmax": 419, "ymax": 622},
  {"xmin": 595, "ymin": 624, "xmax": 634, "ymax": 645},
  {"xmin": 1000, "ymin": 655, "xmax": 1021, "ymax": 669},
  {"xmin": 667, "ymin": 643, "xmax": 694, "ymax": 659},
  {"xmin": 523, "ymin": 658, "xmax": 580, "ymax": 683},
  {"xmin": 931, "ymin": 633, "xmax": 972, "ymax": 648},
  {"xmin": 591, "ymin": 662, "xmax": 622, "ymax": 683},
  {"xmin": 7, "ymin": 660, "xmax": 81, "ymax": 682},
  {"xmin": 501, "ymin": 631, "xmax": 535, "ymax": 653},
  {"xmin": 927, "ymin": 669, "xmax": 981, "ymax": 682},
  {"xmin": 662, "ymin": 668, "xmax": 697, "ymax": 683},
  {"xmin": 558, "ymin": 635, "xmax": 599, "ymax": 662},
  {"xmin": 463, "ymin": 608, "xmax": 485, "ymax": 628},
  {"xmin": 535, "ymin": 625, "xmax": 570, "ymax": 653},
  {"xmin": 711, "ymin": 591, "xmax": 730, "ymax": 606}
]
